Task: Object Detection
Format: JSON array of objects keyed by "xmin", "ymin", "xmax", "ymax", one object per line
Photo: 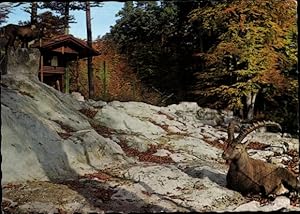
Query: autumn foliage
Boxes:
[
  {"xmin": 188, "ymin": 0, "xmax": 297, "ymax": 132},
  {"xmin": 68, "ymin": 0, "xmax": 297, "ymax": 134},
  {"xmin": 69, "ymin": 39, "xmax": 162, "ymax": 104}
]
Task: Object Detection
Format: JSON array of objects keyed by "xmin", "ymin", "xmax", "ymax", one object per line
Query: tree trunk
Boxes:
[
  {"xmin": 64, "ymin": 2, "xmax": 70, "ymax": 34},
  {"xmin": 31, "ymin": 2, "xmax": 38, "ymax": 25},
  {"xmin": 199, "ymin": 34, "xmax": 204, "ymax": 71},
  {"xmin": 245, "ymin": 91, "xmax": 257, "ymax": 121},
  {"xmin": 199, "ymin": 33, "xmax": 203, "ymax": 52},
  {"xmin": 239, "ymin": 108, "xmax": 244, "ymax": 119},
  {"xmin": 75, "ymin": 56, "xmax": 79, "ymax": 91},
  {"xmin": 86, "ymin": 1, "xmax": 94, "ymax": 99},
  {"xmin": 102, "ymin": 61, "xmax": 108, "ymax": 100}
]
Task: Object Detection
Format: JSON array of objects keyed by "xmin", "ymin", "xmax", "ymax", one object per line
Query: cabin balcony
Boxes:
[{"xmin": 40, "ymin": 65, "xmax": 65, "ymax": 74}]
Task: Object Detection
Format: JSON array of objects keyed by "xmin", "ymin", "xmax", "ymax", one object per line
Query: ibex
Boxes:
[
  {"xmin": 1, "ymin": 24, "xmax": 44, "ymax": 50},
  {"xmin": 222, "ymin": 120, "xmax": 299, "ymax": 196}
]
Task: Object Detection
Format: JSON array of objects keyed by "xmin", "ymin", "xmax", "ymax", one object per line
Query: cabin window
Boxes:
[
  {"xmin": 51, "ymin": 56, "xmax": 58, "ymax": 67},
  {"xmin": 43, "ymin": 55, "xmax": 52, "ymax": 66}
]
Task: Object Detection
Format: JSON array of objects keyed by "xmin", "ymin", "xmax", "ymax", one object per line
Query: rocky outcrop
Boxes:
[
  {"xmin": 1, "ymin": 48, "xmax": 299, "ymax": 213},
  {"xmin": 196, "ymin": 106, "xmax": 236, "ymax": 127}
]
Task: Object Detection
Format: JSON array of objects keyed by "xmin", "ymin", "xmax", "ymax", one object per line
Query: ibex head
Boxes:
[
  {"xmin": 222, "ymin": 120, "xmax": 282, "ymax": 161},
  {"xmin": 222, "ymin": 143, "xmax": 247, "ymax": 161}
]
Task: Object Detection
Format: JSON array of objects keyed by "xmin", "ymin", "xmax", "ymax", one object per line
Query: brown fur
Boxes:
[
  {"xmin": 1, "ymin": 24, "xmax": 43, "ymax": 50},
  {"xmin": 222, "ymin": 120, "xmax": 299, "ymax": 195}
]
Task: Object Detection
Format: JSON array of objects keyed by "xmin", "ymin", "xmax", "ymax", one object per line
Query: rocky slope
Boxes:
[{"xmin": 1, "ymin": 48, "xmax": 299, "ymax": 213}]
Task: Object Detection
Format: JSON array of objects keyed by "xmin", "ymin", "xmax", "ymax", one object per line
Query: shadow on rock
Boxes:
[
  {"xmin": 58, "ymin": 178, "xmax": 169, "ymax": 213},
  {"xmin": 138, "ymin": 180, "xmax": 197, "ymax": 212},
  {"xmin": 179, "ymin": 165, "xmax": 227, "ymax": 187}
]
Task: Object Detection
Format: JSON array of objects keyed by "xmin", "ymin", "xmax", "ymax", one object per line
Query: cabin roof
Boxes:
[{"xmin": 33, "ymin": 34, "xmax": 100, "ymax": 57}]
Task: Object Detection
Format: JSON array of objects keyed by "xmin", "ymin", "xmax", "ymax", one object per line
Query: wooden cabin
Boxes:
[{"xmin": 32, "ymin": 34, "xmax": 100, "ymax": 92}]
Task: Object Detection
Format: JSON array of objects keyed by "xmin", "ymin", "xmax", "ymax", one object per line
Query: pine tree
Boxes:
[
  {"xmin": 22, "ymin": 2, "xmax": 39, "ymax": 25},
  {"xmin": 41, "ymin": 2, "xmax": 102, "ymax": 35},
  {"xmin": 1, "ymin": 2, "xmax": 30, "ymax": 25},
  {"xmin": 86, "ymin": 1, "xmax": 94, "ymax": 98}
]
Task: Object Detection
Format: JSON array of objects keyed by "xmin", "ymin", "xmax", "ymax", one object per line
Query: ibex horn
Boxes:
[
  {"xmin": 235, "ymin": 120, "xmax": 281, "ymax": 144},
  {"xmin": 227, "ymin": 119, "xmax": 239, "ymax": 143}
]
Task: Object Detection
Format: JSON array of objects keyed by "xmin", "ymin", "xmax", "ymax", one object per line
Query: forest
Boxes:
[{"xmin": 1, "ymin": 0, "xmax": 298, "ymax": 135}]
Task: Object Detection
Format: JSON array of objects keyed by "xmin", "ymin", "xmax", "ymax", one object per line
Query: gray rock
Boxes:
[
  {"xmin": 17, "ymin": 202, "xmax": 59, "ymax": 214},
  {"xmin": 2, "ymin": 48, "xmax": 299, "ymax": 213},
  {"xmin": 5, "ymin": 47, "xmax": 40, "ymax": 78},
  {"xmin": 94, "ymin": 104, "xmax": 165, "ymax": 139},
  {"xmin": 234, "ymin": 196, "xmax": 292, "ymax": 212},
  {"xmin": 247, "ymin": 149, "xmax": 274, "ymax": 161},
  {"xmin": 269, "ymin": 156, "xmax": 290, "ymax": 168},
  {"xmin": 153, "ymin": 149, "xmax": 172, "ymax": 157},
  {"xmin": 91, "ymin": 100, "xmax": 107, "ymax": 108},
  {"xmin": 119, "ymin": 165, "xmax": 244, "ymax": 211},
  {"xmin": 196, "ymin": 107, "xmax": 236, "ymax": 127},
  {"xmin": 115, "ymin": 135, "xmax": 155, "ymax": 152},
  {"xmin": 168, "ymin": 137, "xmax": 221, "ymax": 160},
  {"xmin": 71, "ymin": 92, "xmax": 85, "ymax": 102}
]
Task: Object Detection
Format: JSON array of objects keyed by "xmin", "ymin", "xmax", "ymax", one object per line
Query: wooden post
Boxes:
[
  {"xmin": 40, "ymin": 55, "xmax": 44, "ymax": 82},
  {"xmin": 65, "ymin": 62, "xmax": 70, "ymax": 94},
  {"xmin": 132, "ymin": 79, "xmax": 136, "ymax": 99},
  {"xmin": 76, "ymin": 56, "xmax": 79, "ymax": 91},
  {"xmin": 102, "ymin": 61, "xmax": 107, "ymax": 100},
  {"xmin": 86, "ymin": 1, "xmax": 94, "ymax": 99},
  {"xmin": 61, "ymin": 74, "xmax": 64, "ymax": 92},
  {"xmin": 56, "ymin": 79, "xmax": 61, "ymax": 91}
]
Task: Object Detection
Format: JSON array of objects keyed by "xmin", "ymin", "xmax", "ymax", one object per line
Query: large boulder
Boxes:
[
  {"xmin": 1, "ymin": 48, "xmax": 299, "ymax": 212},
  {"xmin": 1, "ymin": 49, "xmax": 130, "ymax": 183}
]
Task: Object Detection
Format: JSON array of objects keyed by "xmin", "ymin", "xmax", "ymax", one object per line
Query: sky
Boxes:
[{"xmin": 4, "ymin": 2, "xmax": 124, "ymax": 40}]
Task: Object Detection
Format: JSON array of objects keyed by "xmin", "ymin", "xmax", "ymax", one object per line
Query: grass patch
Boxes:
[
  {"xmin": 246, "ymin": 141, "xmax": 269, "ymax": 150},
  {"xmin": 53, "ymin": 120, "xmax": 76, "ymax": 139},
  {"xmin": 157, "ymin": 111, "xmax": 175, "ymax": 120},
  {"xmin": 90, "ymin": 121, "xmax": 115, "ymax": 138},
  {"xmin": 117, "ymin": 139, "xmax": 174, "ymax": 164},
  {"xmin": 57, "ymin": 132, "xmax": 72, "ymax": 140},
  {"xmin": 19, "ymin": 90, "xmax": 34, "ymax": 98},
  {"xmin": 148, "ymin": 119, "xmax": 170, "ymax": 132},
  {"xmin": 81, "ymin": 171, "xmax": 112, "ymax": 181},
  {"xmin": 59, "ymin": 179, "xmax": 116, "ymax": 202},
  {"xmin": 53, "ymin": 120, "xmax": 76, "ymax": 132},
  {"xmin": 79, "ymin": 108, "xmax": 98, "ymax": 119},
  {"xmin": 166, "ymin": 132, "xmax": 190, "ymax": 137},
  {"xmin": 203, "ymin": 137, "xmax": 225, "ymax": 150},
  {"xmin": 282, "ymin": 149, "xmax": 299, "ymax": 174},
  {"xmin": 148, "ymin": 118, "xmax": 190, "ymax": 136}
]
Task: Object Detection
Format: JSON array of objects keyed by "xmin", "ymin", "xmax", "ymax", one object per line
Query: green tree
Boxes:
[
  {"xmin": 109, "ymin": 1, "xmax": 161, "ymax": 80},
  {"xmin": 41, "ymin": 2, "xmax": 76, "ymax": 34},
  {"xmin": 189, "ymin": 0, "xmax": 297, "ymax": 121},
  {"xmin": 18, "ymin": 10, "xmax": 66, "ymax": 38},
  {"xmin": 0, "ymin": 2, "xmax": 23, "ymax": 25},
  {"xmin": 22, "ymin": 2, "xmax": 39, "ymax": 25},
  {"xmin": 0, "ymin": 3, "xmax": 12, "ymax": 25},
  {"xmin": 107, "ymin": 1, "xmax": 198, "ymax": 101},
  {"xmin": 41, "ymin": 2, "xmax": 102, "ymax": 35},
  {"xmin": 86, "ymin": 1, "xmax": 94, "ymax": 98},
  {"xmin": 37, "ymin": 11, "xmax": 65, "ymax": 37}
]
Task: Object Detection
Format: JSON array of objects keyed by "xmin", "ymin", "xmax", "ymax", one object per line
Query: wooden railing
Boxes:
[{"xmin": 40, "ymin": 66, "xmax": 65, "ymax": 74}]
